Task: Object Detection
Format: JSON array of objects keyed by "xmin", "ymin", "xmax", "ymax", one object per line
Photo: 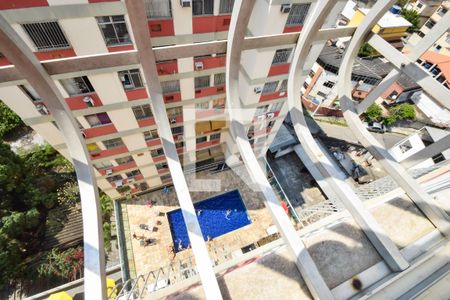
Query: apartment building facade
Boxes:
[{"xmin": 0, "ymin": 0, "xmax": 310, "ymax": 200}]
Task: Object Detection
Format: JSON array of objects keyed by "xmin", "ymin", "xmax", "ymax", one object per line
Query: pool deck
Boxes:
[{"xmin": 124, "ymin": 166, "xmax": 276, "ymax": 277}]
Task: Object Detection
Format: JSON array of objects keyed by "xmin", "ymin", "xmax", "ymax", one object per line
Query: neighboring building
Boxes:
[
  {"xmin": 406, "ymin": 0, "xmax": 444, "ymax": 27},
  {"xmin": 348, "ymin": 6, "xmax": 412, "ymax": 48},
  {"xmin": 406, "ymin": 0, "xmax": 450, "ymax": 55},
  {"xmin": 0, "ymin": 0, "xmax": 311, "ymax": 200},
  {"xmin": 389, "ymin": 126, "xmax": 450, "ymax": 168},
  {"xmin": 303, "ymin": 44, "xmax": 393, "ymax": 107}
]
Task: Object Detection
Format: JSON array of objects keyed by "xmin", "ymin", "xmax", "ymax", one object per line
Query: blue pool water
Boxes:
[{"xmin": 167, "ymin": 190, "xmax": 251, "ymax": 252}]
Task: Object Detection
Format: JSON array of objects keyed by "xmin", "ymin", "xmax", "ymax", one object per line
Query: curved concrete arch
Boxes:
[
  {"xmin": 226, "ymin": 1, "xmax": 334, "ymax": 299},
  {"xmin": 123, "ymin": 1, "xmax": 222, "ymax": 299},
  {"xmin": 286, "ymin": 0, "xmax": 408, "ymax": 272},
  {"xmin": 0, "ymin": 15, "xmax": 106, "ymax": 300},
  {"xmin": 336, "ymin": 1, "xmax": 450, "ymax": 236}
]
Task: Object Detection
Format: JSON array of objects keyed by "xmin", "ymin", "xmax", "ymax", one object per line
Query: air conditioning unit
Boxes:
[
  {"xmin": 195, "ymin": 61, "xmax": 204, "ymax": 71},
  {"xmin": 266, "ymin": 112, "xmax": 275, "ymax": 119},
  {"xmin": 106, "ymin": 169, "xmax": 113, "ymax": 175},
  {"xmin": 180, "ymin": 0, "xmax": 191, "ymax": 7},
  {"xmin": 254, "ymin": 87, "xmax": 262, "ymax": 94},
  {"xmin": 83, "ymin": 96, "xmax": 95, "ymax": 107},
  {"xmin": 36, "ymin": 104, "xmax": 49, "ymax": 115},
  {"xmin": 170, "ymin": 118, "xmax": 177, "ymax": 124},
  {"xmin": 280, "ymin": 4, "xmax": 291, "ymax": 13}
]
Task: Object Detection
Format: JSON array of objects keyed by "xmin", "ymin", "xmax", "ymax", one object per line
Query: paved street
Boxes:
[{"xmin": 316, "ymin": 121, "xmax": 407, "ymax": 149}]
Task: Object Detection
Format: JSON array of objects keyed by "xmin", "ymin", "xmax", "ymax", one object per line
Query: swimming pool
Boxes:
[{"xmin": 167, "ymin": 190, "xmax": 251, "ymax": 252}]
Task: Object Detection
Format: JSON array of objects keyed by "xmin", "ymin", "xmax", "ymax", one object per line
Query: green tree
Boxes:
[
  {"xmin": 358, "ymin": 43, "xmax": 378, "ymax": 57},
  {"xmin": 401, "ymin": 9, "xmax": 420, "ymax": 32},
  {"xmin": 365, "ymin": 103, "xmax": 383, "ymax": 121},
  {"xmin": 37, "ymin": 247, "xmax": 83, "ymax": 281},
  {"xmin": 382, "ymin": 115, "xmax": 398, "ymax": 126},
  {"xmin": 0, "ymin": 101, "xmax": 23, "ymax": 139},
  {"xmin": 390, "ymin": 103, "xmax": 416, "ymax": 120}
]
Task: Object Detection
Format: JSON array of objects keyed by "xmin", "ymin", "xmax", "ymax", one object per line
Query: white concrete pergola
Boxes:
[{"xmin": 1, "ymin": 0, "xmax": 450, "ymax": 299}]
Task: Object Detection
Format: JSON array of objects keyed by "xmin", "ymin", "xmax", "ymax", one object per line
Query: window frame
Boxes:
[
  {"xmin": 144, "ymin": 0, "xmax": 172, "ymax": 19},
  {"xmin": 132, "ymin": 104, "xmax": 153, "ymax": 120},
  {"xmin": 118, "ymin": 69, "xmax": 144, "ymax": 91},
  {"xmin": 96, "ymin": 15, "xmax": 132, "ymax": 47},
  {"xmin": 192, "ymin": 0, "xmax": 214, "ymax": 16}
]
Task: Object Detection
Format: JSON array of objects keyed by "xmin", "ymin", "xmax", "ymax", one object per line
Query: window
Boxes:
[
  {"xmin": 160, "ymin": 174, "xmax": 171, "ymax": 181},
  {"xmin": 116, "ymin": 156, "xmax": 134, "ymax": 165},
  {"xmin": 151, "ymin": 148, "xmax": 164, "ymax": 157},
  {"xmin": 103, "ymin": 138, "xmax": 124, "ymax": 149},
  {"xmin": 144, "ymin": 0, "xmax": 172, "ymax": 19},
  {"xmin": 193, "ymin": 0, "xmax": 214, "ymax": 16},
  {"xmin": 93, "ymin": 161, "xmax": 113, "ymax": 170},
  {"xmin": 161, "ymin": 80, "xmax": 180, "ymax": 94},
  {"xmin": 196, "ymin": 136, "xmax": 207, "ymax": 143},
  {"xmin": 437, "ymin": 7, "xmax": 448, "ymax": 16},
  {"xmin": 214, "ymin": 73, "xmax": 226, "ymax": 86},
  {"xmin": 417, "ymin": 3, "xmax": 423, "ymax": 8},
  {"xmin": 210, "ymin": 133, "xmax": 221, "ymax": 140},
  {"xmin": 279, "ymin": 79, "xmax": 288, "ymax": 92},
  {"xmin": 195, "ymin": 75, "xmax": 211, "ymax": 89},
  {"xmin": 424, "ymin": 19, "xmax": 435, "ymax": 29},
  {"xmin": 196, "ymin": 101, "xmax": 210, "ymax": 109},
  {"xmin": 167, "ymin": 106, "xmax": 182, "ymax": 117},
  {"xmin": 139, "ymin": 182, "xmax": 149, "ymax": 191},
  {"xmin": 435, "ymin": 45, "xmax": 442, "ymax": 51},
  {"xmin": 132, "ymin": 104, "xmax": 153, "ymax": 120},
  {"xmin": 175, "ymin": 141, "xmax": 184, "ymax": 148},
  {"xmin": 270, "ymin": 102, "xmax": 283, "ymax": 112},
  {"xmin": 323, "ymin": 81, "xmax": 335, "ymax": 88},
  {"xmin": 22, "ymin": 21, "xmax": 70, "ymax": 51},
  {"xmin": 60, "ymin": 76, "xmax": 94, "ymax": 96},
  {"xmin": 262, "ymin": 81, "xmax": 279, "ymax": 94},
  {"xmin": 171, "ymin": 126, "xmax": 184, "ymax": 134},
  {"xmin": 106, "ymin": 175, "xmax": 123, "ymax": 183},
  {"xmin": 143, "ymin": 129, "xmax": 159, "ymax": 141},
  {"xmin": 85, "ymin": 113, "xmax": 112, "ymax": 127},
  {"xmin": 96, "ymin": 15, "xmax": 131, "ymax": 46},
  {"xmin": 156, "ymin": 162, "xmax": 168, "ymax": 170},
  {"xmin": 213, "ymin": 98, "xmax": 225, "ymax": 109},
  {"xmin": 303, "ymin": 81, "xmax": 309, "ymax": 89},
  {"xmin": 272, "ymin": 48, "xmax": 292, "ymax": 64},
  {"xmin": 399, "ymin": 140, "xmax": 412, "ymax": 153},
  {"xmin": 286, "ymin": 3, "xmax": 310, "ymax": 26},
  {"xmin": 219, "ymin": 0, "xmax": 234, "ymax": 14},
  {"xmin": 126, "ymin": 169, "xmax": 141, "ymax": 178},
  {"xmin": 20, "ymin": 84, "xmax": 41, "ymax": 102},
  {"xmin": 118, "ymin": 69, "xmax": 143, "ymax": 90},
  {"xmin": 255, "ymin": 105, "xmax": 269, "ymax": 116},
  {"xmin": 418, "ymin": 31, "xmax": 425, "ymax": 38},
  {"xmin": 317, "ymin": 91, "xmax": 327, "ymax": 98}
]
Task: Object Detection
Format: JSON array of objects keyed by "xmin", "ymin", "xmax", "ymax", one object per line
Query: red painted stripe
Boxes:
[
  {"xmin": 34, "ymin": 48, "xmax": 76, "ymax": 61},
  {"xmin": 65, "ymin": 93, "xmax": 102, "ymax": 110},
  {"xmin": 125, "ymin": 88, "xmax": 148, "ymax": 101},
  {"xmin": 268, "ymin": 63, "xmax": 290, "ymax": 76},
  {"xmin": 259, "ymin": 91, "xmax": 286, "ymax": 102},
  {"xmin": 148, "ymin": 19, "xmax": 175, "ymax": 37},
  {"xmin": 108, "ymin": 44, "xmax": 134, "ymax": 52},
  {"xmin": 83, "ymin": 124, "xmax": 117, "ymax": 138},
  {"xmin": 0, "ymin": 0, "xmax": 48, "ymax": 10},
  {"xmin": 283, "ymin": 25, "xmax": 303, "ymax": 33},
  {"xmin": 195, "ymin": 85, "xmax": 225, "ymax": 98}
]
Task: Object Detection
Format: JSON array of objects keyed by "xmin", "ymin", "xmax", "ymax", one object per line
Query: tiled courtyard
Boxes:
[{"xmin": 123, "ymin": 166, "xmax": 277, "ymax": 277}]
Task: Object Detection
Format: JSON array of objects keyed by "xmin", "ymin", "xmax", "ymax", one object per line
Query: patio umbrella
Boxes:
[
  {"xmin": 280, "ymin": 201, "xmax": 289, "ymax": 214},
  {"xmin": 107, "ymin": 277, "xmax": 117, "ymax": 298},
  {"xmin": 48, "ymin": 291, "xmax": 72, "ymax": 300}
]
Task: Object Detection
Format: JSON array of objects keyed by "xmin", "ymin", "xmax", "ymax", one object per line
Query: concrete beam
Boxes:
[
  {"xmin": 287, "ymin": 0, "xmax": 409, "ymax": 272},
  {"xmin": 337, "ymin": 0, "xmax": 450, "ymax": 236},
  {"xmin": 124, "ymin": 1, "xmax": 222, "ymax": 299},
  {"xmin": 402, "ymin": 135, "xmax": 450, "ymax": 169},
  {"xmin": 0, "ymin": 15, "xmax": 106, "ymax": 300},
  {"xmin": 226, "ymin": 1, "xmax": 333, "ymax": 299}
]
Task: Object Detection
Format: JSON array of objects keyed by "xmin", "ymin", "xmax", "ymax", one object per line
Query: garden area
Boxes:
[
  {"xmin": 364, "ymin": 102, "xmax": 416, "ymax": 125},
  {"xmin": 0, "ymin": 101, "xmax": 114, "ymax": 296}
]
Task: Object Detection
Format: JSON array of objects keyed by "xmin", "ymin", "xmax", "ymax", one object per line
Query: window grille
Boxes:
[
  {"xmin": 195, "ymin": 75, "xmax": 211, "ymax": 89},
  {"xmin": 144, "ymin": 0, "xmax": 172, "ymax": 19},
  {"xmin": 166, "ymin": 106, "xmax": 182, "ymax": 117},
  {"xmin": 196, "ymin": 136, "xmax": 207, "ymax": 143},
  {"xmin": 424, "ymin": 19, "xmax": 436, "ymax": 29},
  {"xmin": 262, "ymin": 81, "xmax": 279, "ymax": 94},
  {"xmin": 144, "ymin": 129, "xmax": 159, "ymax": 140},
  {"xmin": 272, "ymin": 48, "xmax": 292, "ymax": 64},
  {"xmin": 103, "ymin": 138, "xmax": 124, "ymax": 149},
  {"xmin": 96, "ymin": 15, "xmax": 131, "ymax": 46},
  {"xmin": 22, "ymin": 21, "xmax": 70, "ymax": 51},
  {"xmin": 214, "ymin": 73, "xmax": 226, "ymax": 86},
  {"xmin": 116, "ymin": 156, "xmax": 134, "ymax": 165},
  {"xmin": 279, "ymin": 79, "xmax": 288, "ymax": 92},
  {"xmin": 219, "ymin": 0, "xmax": 234, "ymax": 14},
  {"xmin": 193, "ymin": 0, "xmax": 214, "ymax": 16},
  {"xmin": 151, "ymin": 148, "xmax": 164, "ymax": 156},
  {"xmin": 119, "ymin": 69, "xmax": 143, "ymax": 90},
  {"xmin": 210, "ymin": 133, "xmax": 221, "ymax": 140},
  {"xmin": 286, "ymin": 3, "xmax": 310, "ymax": 26},
  {"xmin": 161, "ymin": 80, "xmax": 180, "ymax": 94},
  {"xmin": 132, "ymin": 104, "xmax": 153, "ymax": 120},
  {"xmin": 60, "ymin": 76, "xmax": 95, "ymax": 96}
]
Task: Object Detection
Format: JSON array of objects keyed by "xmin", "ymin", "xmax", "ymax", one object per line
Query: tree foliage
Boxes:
[
  {"xmin": 358, "ymin": 43, "xmax": 378, "ymax": 57},
  {"xmin": 390, "ymin": 103, "xmax": 416, "ymax": 120},
  {"xmin": 0, "ymin": 101, "xmax": 23, "ymax": 139},
  {"xmin": 401, "ymin": 9, "xmax": 420, "ymax": 32},
  {"xmin": 365, "ymin": 103, "xmax": 383, "ymax": 121},
  {"xmin": 37, "ymin": 246, "xmax": 83, "ymax": 282}
]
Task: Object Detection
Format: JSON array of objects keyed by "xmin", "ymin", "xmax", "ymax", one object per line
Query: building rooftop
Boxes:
[
  {"xmin": 359, "ymin": 8, "xmax": 413, "ymax": 28},
  {"xmin": 421, "ymin": 50, "xmax": 450, "ymax": 84}
]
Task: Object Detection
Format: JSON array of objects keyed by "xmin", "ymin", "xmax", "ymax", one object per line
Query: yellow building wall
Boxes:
[{"xmin": 349, "ymin": 10, "xmax": 408, "ymax": 39}]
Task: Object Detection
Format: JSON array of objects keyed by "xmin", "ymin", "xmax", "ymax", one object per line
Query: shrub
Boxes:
[
  {"xmin": 390, "ymin": 103, "xmax": 416, "ymax": 121},
  {"xmin": 365, "ymin": 103, "xmax": 383, "ymax": 121},
  {"xmin": 0, "ymin": 101, "xmax": 22, "ymax": 139}
]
